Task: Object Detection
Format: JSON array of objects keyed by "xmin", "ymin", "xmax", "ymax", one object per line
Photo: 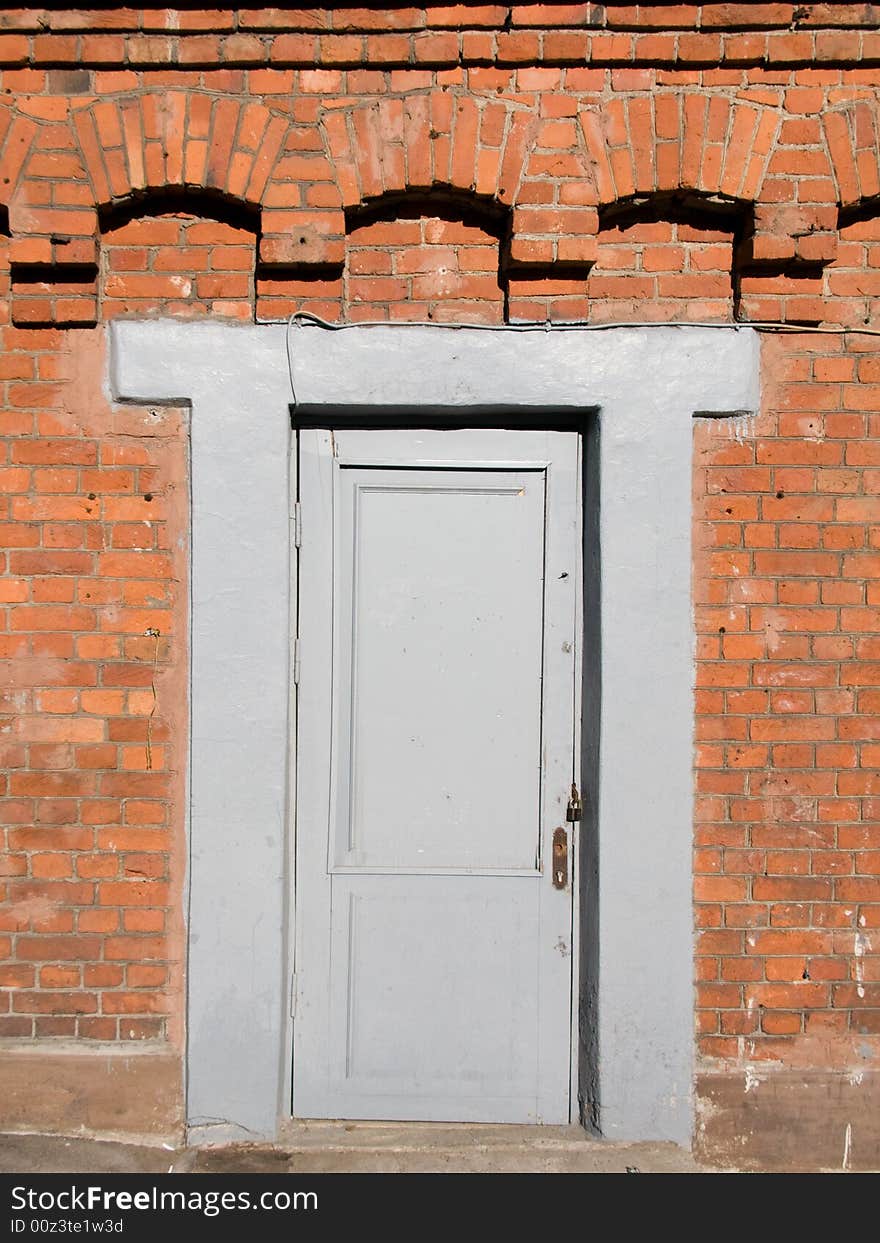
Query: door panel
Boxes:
[
  {"xmin": 293, "ymin": 428, "xmax": 581, "ymax": 1123},
  {"xmin": 327, "ymin": 877, "xmax": 539, "ymax": 1120},
  {"xmin": 334, "ymin": 468, "xmax": 545, "ymax": 872}
]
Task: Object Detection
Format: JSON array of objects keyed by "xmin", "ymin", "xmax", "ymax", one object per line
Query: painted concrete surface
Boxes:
[
  {"xmin": 0, "ymin": 1126, "xmax": 704, "ymax": 1174},
  {"xmin": 111, "ymin": 320, "xmax": 760, "ymax": 1148},
  {"xmin": 111, "ymin": 322, "xmax": 294, "ymax": 1144},
  {"xmin": 281, "ymin": 318, "xmax": 759, "ymax": 416}
]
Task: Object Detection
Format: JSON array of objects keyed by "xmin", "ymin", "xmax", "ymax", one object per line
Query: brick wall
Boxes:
[
  {"xmin": 346, "ymin": 206, "xmax": 505, "ymax": 323},
  {"xmin": 694, "ymin": 334, "xmax": 880, "ymax": 1063},
  {"xmin": 0, "ymin": 325, "xmax": 187, "ymax": 1043},
  {"xmin": 1, "ymin": 2, "xmax": 880, "ymax": 1151},
  {"xmin": 509, "ymin": 209, "xmax": 738, "ymax": 322},
  {"xmin": 101, "ymin": 209, "xmax": 256, "ymax": 320}
]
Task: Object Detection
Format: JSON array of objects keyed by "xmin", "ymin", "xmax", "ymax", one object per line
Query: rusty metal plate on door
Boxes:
[{"xmin": 552, "ymin": 828, "xmax": 568, "ymax": 890}]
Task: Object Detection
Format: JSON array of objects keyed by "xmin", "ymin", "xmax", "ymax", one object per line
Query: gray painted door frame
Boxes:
[{"xmin": 109, "ymin": 319, "xmax": 760, "ymax": 1146}]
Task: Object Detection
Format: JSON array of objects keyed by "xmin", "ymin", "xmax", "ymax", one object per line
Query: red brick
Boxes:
[{"xmin": 16, "ymin": 937, "xmax": 101, "ymax": 962}]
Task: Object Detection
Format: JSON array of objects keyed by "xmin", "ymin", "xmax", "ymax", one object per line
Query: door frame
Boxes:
[
  {"xmin": 287, "ymin": 424, "xmax": 585, "ymax": 1124},
  {"xmin": 109, "ymin": 318, "xmax": 761, "ymax": 1147}
]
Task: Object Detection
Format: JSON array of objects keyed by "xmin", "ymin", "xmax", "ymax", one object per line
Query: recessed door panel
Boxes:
[
  {"xmin": 294, "ymin": 428, "xmax": 581, "ymax": 1123},
  {"xmin": 331, "ymin": 878, "xmax": 537, "ymax": 1089},
  {"xmin": 335, "ymin": 469, "xmax": 546, "ymax": 872}
]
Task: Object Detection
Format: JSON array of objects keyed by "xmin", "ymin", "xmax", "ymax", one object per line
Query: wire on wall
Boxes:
[{"xmin": 285, "ymin": 310, "xmax": 880, "ymax": 410}]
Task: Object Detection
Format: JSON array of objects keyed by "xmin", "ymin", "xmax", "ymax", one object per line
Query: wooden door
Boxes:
[{"xmin": 293, "ymin": 428, "xmax": 581, "ymax": 1122}]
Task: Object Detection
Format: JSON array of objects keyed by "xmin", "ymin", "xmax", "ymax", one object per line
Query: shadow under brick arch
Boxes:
[
  {"xmin": 824, "ymin": 197, "xmax": 880, "ymax": 330},
  {"xmin": 98, "ymin": 190, "xmax": 260, "ymax": 322},
  {"xmin": 0, "ymin": 204, "xmax": 9, "ymax": 330},
  {"xmin": 507, "ymin": 189, "xmax": 749, "ymax": 324},
  {"xmin": 343, "ymin": 189, "xmax": 509, "ymax": 324},
  {"xmin": 594, "ymin": 191, "xmax": 747, "ymax": 324},
  {"xmin": 316, "ymin": 95, "xmax": 590, "ymax": 283},
  {"xmin": 572, "ymin": 93, "xmax": 837, "ymax": 279}
]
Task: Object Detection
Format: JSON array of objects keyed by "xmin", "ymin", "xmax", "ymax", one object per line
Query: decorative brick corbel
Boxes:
[
  {"xmin": 738, "ymin": 105, "xmax": 839, "ymax": 274},
  {"xmin": 8, "ymin": 215, "xmax": 99, "ymax": 328},
  {"xmin": 509, "ymin": 206, "xmax": 599, "ymax": 269},
  {"xmin": 739, "ymin": 202, "xmax": 839, "ymax": 272},
  {"xmin": 258, "ymin": 208, "xmax": 346, "ymax": 272},
  {"xmin": 507, "ymin": 113, "xmax": 598, "ymax": 272}
]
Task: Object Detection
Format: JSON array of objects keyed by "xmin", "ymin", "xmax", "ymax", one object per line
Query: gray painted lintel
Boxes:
[{"xmin": 110, "ymin": 318, "xmax": 760, "ymax": 1146}]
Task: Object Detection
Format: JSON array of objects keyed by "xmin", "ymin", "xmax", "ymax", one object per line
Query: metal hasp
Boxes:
[
  {"xmin": 566, "ymin": 784, "xmax": 582, "ymax": 822},
  {"xmin": 552, "ymin": 828, "xmax": 569, "ymax": 890}
]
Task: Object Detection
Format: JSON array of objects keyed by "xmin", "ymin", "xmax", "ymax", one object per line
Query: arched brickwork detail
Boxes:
[
  {"xmin": 315, "ymin": 95, "xmax": 560, "ymax": 268},
  {"xmin": 578, "ymin": 94, "xmax": 780, "ymax": 205},
  {"xmin": 68, "ymin": 92, "xmax": 345, "ymax": 276},
  {"xmin": 823, "ymin": 99, "xmax": 880, "ymax": 209},
  {"xmin": 319, "ymin": 95, "xmax": 535, "ymax": 209},
  {"xmin": 51, "ymin": 89, "xmax": 839, "ymax": 290},
  {"xmin": 510, "ymin": 93, "xmax": 786, "ymax": 273},
  {"xmin": 0, "ymin": 102, "xmax": 40, "ymax": 214},
  {"xmin": 0, "ymin": 87, "xmax": 849, "ymax": 325},
  {"xmin": 71, "ymin": 91, "xmax": 348, "ymax": 277},
  {"xmin": 70, "ymin": 93, "xmax": 292, "ymax": 213},
  {"xmin": 5, "ymin": 90, "xmax": 348, "ymax": 322},
  {"xmin": 508, "ymin": 91, "xmax": 840, "ymax": 288}
]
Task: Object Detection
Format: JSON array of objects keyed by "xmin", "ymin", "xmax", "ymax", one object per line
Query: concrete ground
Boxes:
[{"xmin": 0, "ymin": 1123, "xmax": 709, "ymax": 1174}]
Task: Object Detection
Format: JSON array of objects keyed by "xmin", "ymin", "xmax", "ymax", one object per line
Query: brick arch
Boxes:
[
  {"xmin": 320, "ymin": 95, "xmax": 535, "ymax": 208},
  {"xmin": 5, "ymin": 90, "xmax": 346, "ymax": 325},
  {"xmin": 0, "ymin": 102, "xmax": 40, "ymax": 212},
  {"xmin": 578, "ymin": 94, "xmax": 781, "ymax": 206},
  {"xmin": 68, "ymin": 91, "xmax": 343, "ymax": 275},
  {"xmin": 571, "ymin": 94, "xmax": 778, "ymax": 273},
  {"xmin": 71, "ymin": 92, "xmax": 291, "ymax": 211},
  {"xmin": 512, "ymin": 91, "xmax": 837, "ymax": 277},
  {"xmin": 823, "ymin": 99, "xmax": 880, "ymax": 208},
  {"xmin": 314, "ymin": 95, "xmax": 566, "ymax": 269},
  {"xmin": 505, "ymin": 95, "xmax": 777, "ymax": 274}
]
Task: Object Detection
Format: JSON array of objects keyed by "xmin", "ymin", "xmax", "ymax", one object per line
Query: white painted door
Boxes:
[{"xmin": 293, "ymin": 428, "xmax": 581, "ymax": 1123}]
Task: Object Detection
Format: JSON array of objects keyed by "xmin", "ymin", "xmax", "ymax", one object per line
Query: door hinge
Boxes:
[
  {"xmin": 289, "ymin": 973, "xmax": 298, "ymax": 1018},
  {"xmin": 292, "ymin": 501, "xmax": 302, "ymax": 547},
  {"xmin": 293, "ymin": 639, "xmax": 301, "ymax": 685}
]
